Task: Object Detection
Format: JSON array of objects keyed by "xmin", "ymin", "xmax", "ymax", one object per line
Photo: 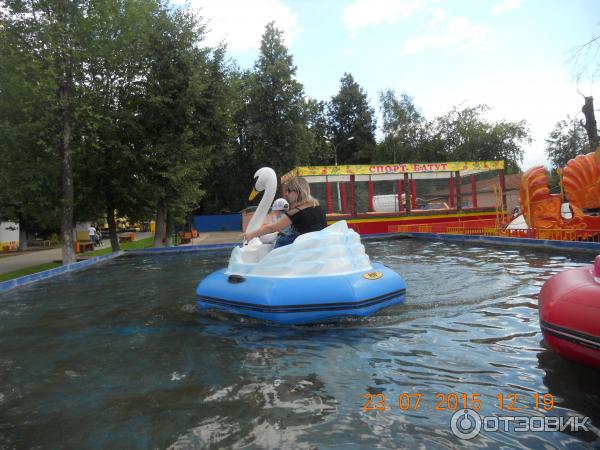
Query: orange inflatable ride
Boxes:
[{"xmin": 539, "ymin": 255, "xmax": 600, "ymax": 368}]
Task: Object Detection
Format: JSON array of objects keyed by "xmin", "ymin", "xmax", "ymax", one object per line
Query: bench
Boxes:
[
  {"xmin": 119, "ymin": 232, "xmax": 136, "ymax": 243},
  {"xmin": 178, "ymin": 231, "xmax": 193, "ymax": 244},
  {"xmin": 75, "ymin": 241, "xmax": 95, "ymax": 253}
]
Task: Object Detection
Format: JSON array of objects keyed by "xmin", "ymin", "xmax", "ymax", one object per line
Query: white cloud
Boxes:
[
  {"xmin": 342, "ymin": 0, "xmax": 429, "ymax": 36},
  {"xmin": 414, "ymin": 72, "xmax": 598, "ymax": 169},
  {"xmin": 189, "ymin": 0, "xmax": 301, "ymax": 53},
  {"xmin": 427, "ymin": 8, "xmax": 446, "ymax": 30},
  {"xmin": 491, "ymin": 0, "xmax": 522, "ymax": 15},
  {"xmin": 403, "ymin": 17, "xmax": 490, "ymax": 54}
]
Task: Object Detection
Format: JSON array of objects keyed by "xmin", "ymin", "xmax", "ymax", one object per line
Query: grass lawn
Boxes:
[
  {"xmin": 81, "ymin": 236, "xmax": 155, "ymax": 256},
  {"xmin": 0, "ymin": 237, "xmax": 156, "ymax": 283},
  {"xmin": 0, "ymin": 262, "xmax": 62, "ymax": 283}
]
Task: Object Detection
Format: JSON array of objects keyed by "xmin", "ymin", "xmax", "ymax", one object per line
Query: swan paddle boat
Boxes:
[
  {"xmin": 195, "ymin": 167, "xmax": 406, "ymax": 325},
  {"xmin": 539, "ymin": 255, "xmax": 600, "ymax": 368}
]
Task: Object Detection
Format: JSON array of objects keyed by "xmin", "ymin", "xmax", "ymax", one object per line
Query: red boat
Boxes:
[{"xmin": 539, "ymin": 255, "xmax": 600, "ymax": 368}]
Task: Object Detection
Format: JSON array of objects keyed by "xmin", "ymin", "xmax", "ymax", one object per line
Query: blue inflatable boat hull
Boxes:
[{"xmin": 195, "ymin": 262, "xmax": 406, "ymax": 324}]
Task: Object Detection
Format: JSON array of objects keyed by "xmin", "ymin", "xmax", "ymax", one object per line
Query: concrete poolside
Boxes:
[{"xmin": 0, "ymin": 231, "xmax": 242, "ymax": 275}]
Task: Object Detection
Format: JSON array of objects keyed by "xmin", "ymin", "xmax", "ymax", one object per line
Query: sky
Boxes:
[{"xmin": 187, "ymin": 0, "xmax": 600, "ymax": 169}]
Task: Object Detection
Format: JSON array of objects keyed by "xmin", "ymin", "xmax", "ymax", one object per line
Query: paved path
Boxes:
[
  {"xmin": 0, "ymin": 231, "xmax": 241, "ymax": 275},
  {"xmin": 191, "ymin": 231, "xmax": 242, "ymax": 245},
  {"xmin": 0, "ymin": 247, "xmax": 64, "ymax": 274}
]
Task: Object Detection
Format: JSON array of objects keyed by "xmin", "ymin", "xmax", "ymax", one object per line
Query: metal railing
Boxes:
[{"xmin": 391, "ymin": 222, "xmax": 600, "ymax": 243}]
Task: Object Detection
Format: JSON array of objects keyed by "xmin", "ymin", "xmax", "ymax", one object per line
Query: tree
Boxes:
[
  {"xmin": 305, "ymin": 99, "xmax": 331, "ymax": 165},
  {"xmin": 243, "ymin": 22, "xmax": 313, "ymax": 178},
  {"xmin": 75, "ymin": 0, "xmax": 160, "ymax": 251},
  {"xmin": 569, "ymin": 33, "xmax": 599, "ymax": 151},
  {"xmin": 581, "ymin": 95, "xmax": 599, "ymax": 150},
  {"xmin": 136, "ymin": 7, "xmax": 236, "ymax": 246},
  {"xmin": 0, "ymin": 0, "xmax": 91, "ymax": 261},
  {"xmin": 376, "ymin": 89, "xmax": 424, "ymax": 163},
  {"xmin": 175, "ymin": 44, "xmax": 237, "ymax": 227},
  {"xmin": 570, "ymin": 33, "xmax": 600, "ymax": 86},
  {"xmin": 138, "ymin": 6, "xmax": 201, "ymax": 246},
  {"xmin": 545, "ymin": 115, "xmax": 589, "ymax": 168},
  {"xmin": 427, "ymin": 104, "xmax": 530, "ymax": 172},
  {"xmin": 197, "ymin": 67, "xmax": 252, "ymax": 214},
  {"xmin": 328, "ymin": 73, "xmax": 376, "ymax": 164}
]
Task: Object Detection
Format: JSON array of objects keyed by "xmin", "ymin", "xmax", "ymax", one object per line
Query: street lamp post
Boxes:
[
  {"xmin": 330, "ymin": 136, "xmax": 354, "ymax": 167},
  {"xmin": 328, "ymin": 136, "xmax": 354, "ymax": 212}
]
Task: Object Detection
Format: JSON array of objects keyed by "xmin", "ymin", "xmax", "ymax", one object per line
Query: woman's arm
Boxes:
[{"xmin": 243, "ymin": 215, "xmax": 292, "ymax": 241}]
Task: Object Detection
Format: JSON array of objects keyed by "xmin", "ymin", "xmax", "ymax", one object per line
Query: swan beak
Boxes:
[{"xmin": 249, "ymin": 188, "xmax": 259, "ymax": 201}]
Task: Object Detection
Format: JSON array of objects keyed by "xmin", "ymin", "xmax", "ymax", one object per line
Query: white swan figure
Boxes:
[
  {"xmin": 228, "ymin": 167, "xmax": 373, "ymax": 276},
  {"xmin": 237, "ymin": 167, "xmax": 278, "ymax": 263},
  {"xmin": 245, "ymin": 167, "xmax": 277, "ymax": 236}
]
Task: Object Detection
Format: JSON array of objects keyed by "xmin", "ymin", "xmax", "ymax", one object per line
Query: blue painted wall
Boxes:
[{"xmin": 194, "ymin": 214, "xmax": 241, "ymax": 232}]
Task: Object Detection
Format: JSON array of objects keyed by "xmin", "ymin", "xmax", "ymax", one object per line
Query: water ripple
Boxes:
[{"xmin": 0, "ymin": 240, "xmax": 598, "ymax": 448}]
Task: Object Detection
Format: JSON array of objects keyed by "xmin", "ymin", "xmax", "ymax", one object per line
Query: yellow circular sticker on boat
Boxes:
[{"xmin": 363, "ymin": 271, "xmax": 383, "ymax": 280}]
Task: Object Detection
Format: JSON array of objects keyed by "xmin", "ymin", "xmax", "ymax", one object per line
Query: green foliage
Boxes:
[
  {"xmin": 244, "ymin": 22, "xmax": 313, "ymax": 176},
  {"xmin": 379, "ymin": 89, "xmax": 424, "ymax": 137},
  {"xmin": 0, "ymin": 2, "xmax": 541, "ymax": 228},
  {"xmin": 328, "ymin": 73, "xmax": 377, "ymax": 164},
  {"xmin": 374, "ymin": 97, "xmax": 531, "ymax": 171},
  {"xmin": 545, "ymin": 115, "xmax": 589, "ymax": 168},
  {"xmin": 425, "ymin": 104, "xmax": 530, "ymax": 172},
  {"xmin": 199, "ymin": 23, "xmax": 317, "ymax": 213},
  {"xmin": 183, "ymin": 46, "xmax": 238, "ymax": 214},
  {"xmin": 1, "ymin": 0, "xmax": 238, "ymax": 247},
  {"xmin": 306, "ymin": 99, "xmax": 332, "ymax": 165},
  {"xmin": 137, "ymin": 7, "xmax": 236, "ymax": 225},
  {"xmin": 0, "ymin": 0, "xmax": 73, "ymax": 234},
  {"xmin": 199, "ymin": 69, "xmax": 255, "ymax": 214},
  {"xmin": 375, "ymin": 89, "xmax": 424, "ymax": 163},
  {"xmin": 49, "ymin": 233, "xmax": 60, "ymax": 246},
  {"xmin": 73, "ymin": 0, "xmax": 157, "ymax": 227}
]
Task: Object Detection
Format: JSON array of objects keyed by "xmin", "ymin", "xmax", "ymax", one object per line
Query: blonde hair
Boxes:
[{"xmin": 285, "ymin": 176, "xmax": 319, "ymax": 207}]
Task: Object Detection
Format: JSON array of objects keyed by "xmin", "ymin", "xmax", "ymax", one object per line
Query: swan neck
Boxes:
[{"xmin": 246, "ymin": 179, "xmax": 277, "ymax": 234}]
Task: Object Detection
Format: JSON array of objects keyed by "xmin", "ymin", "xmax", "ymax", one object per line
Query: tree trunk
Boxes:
[
  {"xmin": 18, "ymin": 214, "xmax": 27, "ymax": 252},
  {"xmin": 153, "ymin": 202, "xmax": 166, "ymax": 247},
  {"xmin": 106, "ymin": 195, "xmax": 120, "ymax": 251},
  {"xmin": 165, "ymin": 208, "xmax": 174, "ymax": 246},
  {"xmin": 59, "ymin": 64, "xmax": 75, "ymax": 263},
  {"xmin": 582, "ymin": 96, "xmax": 599, "ymax": 151},
  {"xmin": 59, "ymin": 1, "xmax": 75, "ymax": 265}
]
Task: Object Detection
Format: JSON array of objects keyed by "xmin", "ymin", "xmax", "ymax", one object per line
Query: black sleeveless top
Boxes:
[{"xmin": 285, "ymin": 205, "xmax": 327, "ymax": 235}]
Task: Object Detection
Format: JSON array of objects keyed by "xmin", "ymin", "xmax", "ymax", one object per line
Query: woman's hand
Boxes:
[{"xmin": 243, "ymin": 217, "xmax": 288, "ymax": 242}]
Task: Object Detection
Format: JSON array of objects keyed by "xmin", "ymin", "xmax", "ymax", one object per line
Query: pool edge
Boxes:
[
  {"xmin": 3, "ymin": 234, "xmax": 597, "ymax": 295},
  {"xmin": 0, "ymin": 251, "xmax": 124, "ymax": 294}
]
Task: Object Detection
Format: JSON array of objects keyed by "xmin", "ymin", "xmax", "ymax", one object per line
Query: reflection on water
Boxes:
[{"xmin": 0, "ymin": 240, "xmax": 598, "ymax": 449}]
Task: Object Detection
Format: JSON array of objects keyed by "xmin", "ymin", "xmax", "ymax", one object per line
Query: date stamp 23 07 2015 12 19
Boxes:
[
  {"xmin": 361, "ymin": 392, "xmax": 593, "ymax": 440},
  {"xmin": 361, "ymin": 392, "xmax": 556, "ymax": 413}
]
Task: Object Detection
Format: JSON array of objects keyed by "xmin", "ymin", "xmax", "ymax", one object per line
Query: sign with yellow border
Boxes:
[{"xmin": 282, "ymin": 160, "xmax": 504, "ymax": 181}]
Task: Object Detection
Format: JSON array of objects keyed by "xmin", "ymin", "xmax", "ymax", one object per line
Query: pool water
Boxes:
[{"xmin": 0, "ymin": 239, "xmax": 599, "ymax": 449}]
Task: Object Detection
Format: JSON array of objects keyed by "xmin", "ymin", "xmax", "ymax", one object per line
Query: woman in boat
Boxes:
[{"xmin": 243, "ymin": 176, "xmax": 327, "ymax": 248}]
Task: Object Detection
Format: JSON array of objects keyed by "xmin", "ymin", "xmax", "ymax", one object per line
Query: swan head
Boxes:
[{"xmin": 249, "ymin": 167, "xmax": 277, "ymax": 200}]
